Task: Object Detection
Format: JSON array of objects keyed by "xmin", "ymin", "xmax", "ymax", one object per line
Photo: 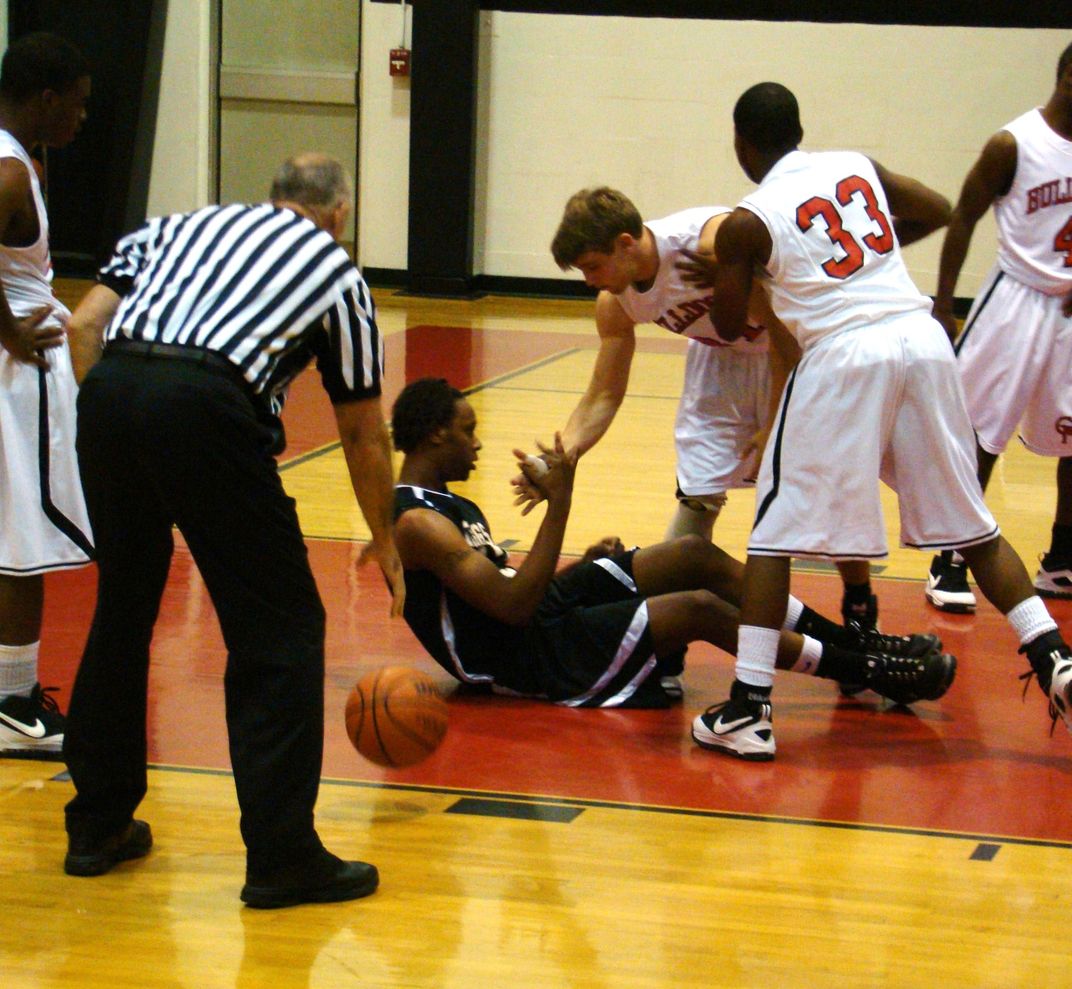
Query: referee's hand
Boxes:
[{"xmin": 359, "ymin": 538, "xmax": 406, "ymax": 617}]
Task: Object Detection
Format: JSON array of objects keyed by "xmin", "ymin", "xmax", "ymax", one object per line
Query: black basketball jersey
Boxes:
[{"xmin": 394, "ymin": 484, "xmax": 529, "ymax": 687}]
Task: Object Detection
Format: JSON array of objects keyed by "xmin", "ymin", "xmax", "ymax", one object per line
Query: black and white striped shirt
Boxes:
[{"xmin": 98, "ymin": 203, "xmax": 383, "ymax": 409}]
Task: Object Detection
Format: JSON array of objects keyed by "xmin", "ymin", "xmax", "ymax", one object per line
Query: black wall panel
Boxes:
[{"xmin": 8, "ymin": 0, "xmax": 167, "ymax": 275}]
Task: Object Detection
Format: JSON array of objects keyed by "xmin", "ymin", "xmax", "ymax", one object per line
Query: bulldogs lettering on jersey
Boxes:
[
  {"xmin": 617, "ymin": 207, "xmax": 768, "ymax": 354},
  {"xmin": 996, "ymin": 109, "xmax": 1072, "ymax": 295}
]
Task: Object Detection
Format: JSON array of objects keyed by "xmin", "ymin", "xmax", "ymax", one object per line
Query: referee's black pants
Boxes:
[{"xmin": 65, "ymin": 353, "xmax": 329, "ymax": 877}]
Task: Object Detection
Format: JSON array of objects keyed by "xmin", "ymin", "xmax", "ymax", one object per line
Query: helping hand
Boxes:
[{"xmin": 675, "ymin": 247, "xmax": 719, "ymax": 288}]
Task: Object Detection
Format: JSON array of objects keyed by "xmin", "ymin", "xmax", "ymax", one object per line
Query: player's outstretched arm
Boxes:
[{"xmin": 512, "ymin": 293, "xmax": 634, "ymax": 514}]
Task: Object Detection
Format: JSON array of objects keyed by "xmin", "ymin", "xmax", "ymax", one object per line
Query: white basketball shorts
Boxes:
[
  {"xmin": 674, "ymin": 340, "xmax": 771, "ymax": 497},
  {"xmin": 955, "ymin": 265, "xmax": 1072, "ymax": 457},
  {"xmin": 0, "ymin": 341, "xmax": 93, "ymax": 574},
  {"xmin": 748, "ymin": 313, "xmax": 997, "ymax": 560}
]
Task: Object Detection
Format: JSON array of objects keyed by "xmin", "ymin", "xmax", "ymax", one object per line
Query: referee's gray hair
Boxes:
[{"xmin": 269, "ymin": 153, "xmax": 351, "ymax": 208}]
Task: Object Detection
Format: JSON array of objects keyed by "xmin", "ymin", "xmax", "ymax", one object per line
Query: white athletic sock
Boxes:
[
  {"xmin": 0, "ymin": 641, "xmax": 40, "ymax": 698},
  {"xmin": 1005, "ymin": 597, "xmax": 1058, "ymax": 646},
  {"xmin": 783, "ymin": 595, "xmax": 804, "ymax": 631},
  {"xmin": 735, "ymin": 625, "xmax": 780, "ymax": 688},
  {"xmin": 790, "ymin": 635, "xmax": 823, "ymax": 676}
]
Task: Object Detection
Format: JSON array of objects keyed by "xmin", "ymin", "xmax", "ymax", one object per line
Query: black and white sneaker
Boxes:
[
  {"xmin": 860, "ymin": 649, "xmax": 957, "ymax": 706},
  {"xmin": 1033, "ymin": 555, "xmax": 1072, "ymax": 599},
  {"xmin": 692, "ymin": 681, "xmax": 775, "ymax": 761},
  {"xmin": 1021, "ymin": 631, "xmax": 1072, "ymax": 735},
  {"xmin": 925, "ymin": 553, "xmax": 977, "ymax": 613},
  {"xmin": 838, "ymin": 593, "xmax": 879, "ymax": 698},
  {"xmin": 0, "ymin": 684, "xmax": 65, "ymax": 756}
]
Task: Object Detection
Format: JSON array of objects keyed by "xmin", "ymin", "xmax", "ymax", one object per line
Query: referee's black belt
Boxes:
[{"xmin": 104, "ymin": 338, "xmax": 241, "ymax": 379}]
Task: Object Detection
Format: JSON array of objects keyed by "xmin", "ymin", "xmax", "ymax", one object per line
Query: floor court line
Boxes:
[{"xmin": 40, "ymin": 758, "xmax": 1072, "ymax": 853}]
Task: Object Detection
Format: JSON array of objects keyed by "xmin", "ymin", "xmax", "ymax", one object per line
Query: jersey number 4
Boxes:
[
  {"xmin": 1055, "ymin": 215, "xmax": 1072, "ymax": 268},
  {"xmin": 796, "ymin": 175, "xmax": 895, "ymax": 280}
]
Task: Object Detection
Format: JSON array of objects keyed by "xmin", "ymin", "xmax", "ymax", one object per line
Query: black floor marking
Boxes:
[
  {"xmin": 445, "ymin": 797, "xmax": 583, "ymax": 823},
  {"xmin": 970, "ymin": 843, "xmax": 1001, "ymax": 861},
  {"xmin": 35, "ymin": 763, "xmax": 1072, "ymax": 853}
]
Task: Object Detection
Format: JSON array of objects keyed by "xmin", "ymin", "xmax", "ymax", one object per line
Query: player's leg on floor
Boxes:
[
  {"xmin": 958, "ymin": 534, "xmax": 1072, "ymax": 733},
  {"xmin": 835, "ymin": 559, "xmax": 877, "ymax": 698},
  {"xmin": 632, "ymin": 535, "xmax": 744, "ymax": 605},
  {"xmin": 1035, "ymin": 456, "xmax": 1072, "ymax": 598}
]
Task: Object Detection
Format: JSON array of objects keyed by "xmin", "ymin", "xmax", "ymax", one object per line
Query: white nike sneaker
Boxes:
[
  {"xmin": 0, "ymin": 684, "xmax": 65, "ymax": 755},
  {"xmin": 691, "ymin": 684, "xmax": 775, "ymax": 761}
]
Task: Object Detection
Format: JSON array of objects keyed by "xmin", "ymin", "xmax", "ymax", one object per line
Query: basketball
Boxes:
[{"xmin": 345, "ymin": 666, "xmax": 448, "ymax": 768}]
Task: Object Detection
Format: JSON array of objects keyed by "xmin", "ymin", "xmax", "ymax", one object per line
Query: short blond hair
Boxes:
[{"xmin": 550, "ymin": 187, "xmax": 643, "ymax": 269}]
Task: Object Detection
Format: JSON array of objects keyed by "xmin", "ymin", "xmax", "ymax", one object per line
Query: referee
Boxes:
[{"xmin": 61, "ymin": 153, "xmax": 404, "ymax": 908}]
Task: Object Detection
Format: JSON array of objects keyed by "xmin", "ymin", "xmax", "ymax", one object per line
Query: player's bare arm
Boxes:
[
  {"xmin": 708, "ymin": 208, "xmax": 770, "ymax": 342},
  {"xmin": 403, "ymin": 438, "xmax": 576, "ymax": 625},
  {"xmin": 931, "ymin": 132, "xmax": 1018, "ymax": 339},
  {"xmin": 67, "ymin": 283, "xmax": 121, "ymax": 383},
  {"xmin": 513, "ymin": 293, "xmax": 633, "ymax": 514},
  {"xmin": 745, "ymin": 304, "xmax": 799, "ymax": 469},
  {"xmin": 870, "ymin": 159, "xmax": 951, "ymax": 249},
  {"xmin": 0, "ymin": 158, "xmax": 61, "ymax": 365},
  {"xmin": 335, "ymin": 395, "xmax": 406, "ymax": 616},
  {"xmin": 562, "ymin": 291, "xmax": 637, "ymax": 457}
]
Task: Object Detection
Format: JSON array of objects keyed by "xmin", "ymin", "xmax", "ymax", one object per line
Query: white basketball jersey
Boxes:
[
  {"xmin": 616, "ymin": 207, "xmax": 768, "ymax": 354},
  {"xmin": 994, "ymin": 108, "xmax": 1072, "ymax": 296},
  {"xmin": 0, "ymin": 130, "xmax": 69, "ymax": 330},
  {"xmin": 740, "ymin": 150, "xmax": 930, "ymax": 351}
]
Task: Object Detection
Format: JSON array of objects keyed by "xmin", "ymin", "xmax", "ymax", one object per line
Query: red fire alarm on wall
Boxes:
[{"xmin": 390, "ymin": 48, "xmax": 411, "ymax": 77}]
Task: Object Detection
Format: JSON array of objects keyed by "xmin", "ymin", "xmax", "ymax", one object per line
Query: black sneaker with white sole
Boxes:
[
  {"xmin": 837, "ymin": 593, "xmax": 878, "ymax": 698},
  {"xmin": 692, "ymin": 680, "xmax": 775, "ymax": 761},
  {"xmin": 860, "ymin": 648, "xmax": 957, "ymax": 706},
  {"xmin": 0, "ymin": 684, "xmax": 65, "ymax": 756}
]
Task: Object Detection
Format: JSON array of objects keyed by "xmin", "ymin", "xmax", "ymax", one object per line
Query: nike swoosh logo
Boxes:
[
  {"xmin": 712, "ymin": 715, "xmax": 754, "ymax": 735},
  {"xmin": 0, "ymin": 711, "xmax": 47, "ymax": 738}
]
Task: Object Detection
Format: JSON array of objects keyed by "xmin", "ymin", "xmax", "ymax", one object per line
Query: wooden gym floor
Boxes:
[{"xmin": 2, "ymin": 287, "xmax": 1070, "ymax": 987}]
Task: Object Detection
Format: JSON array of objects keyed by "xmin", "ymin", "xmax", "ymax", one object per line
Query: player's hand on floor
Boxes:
[
  {"xmin": 581, "ymin": 536, "xmax": 625, "ymax": 564},
  {"xmin": 676, "ymin": 247, "xmax": 719, "ymax": 287}
]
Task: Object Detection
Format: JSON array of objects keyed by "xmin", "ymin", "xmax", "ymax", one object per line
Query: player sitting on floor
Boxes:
[{"xmin": 389, "ymin": 377, "xmax": 955, "ymax": 716}]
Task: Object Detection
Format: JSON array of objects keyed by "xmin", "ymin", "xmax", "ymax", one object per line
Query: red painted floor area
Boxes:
[{"xmin": 39, "ymin": 541, "xmax": 1072, "ymax": 845}]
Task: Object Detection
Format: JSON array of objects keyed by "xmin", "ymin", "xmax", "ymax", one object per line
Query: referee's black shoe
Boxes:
[
  {"xmin": 65, "ymin": 819, "xmax": 153, "ymax": 877},
  {"xmin": 241, "ymin": 851, "xmax": 379, "ymax": 909}
]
